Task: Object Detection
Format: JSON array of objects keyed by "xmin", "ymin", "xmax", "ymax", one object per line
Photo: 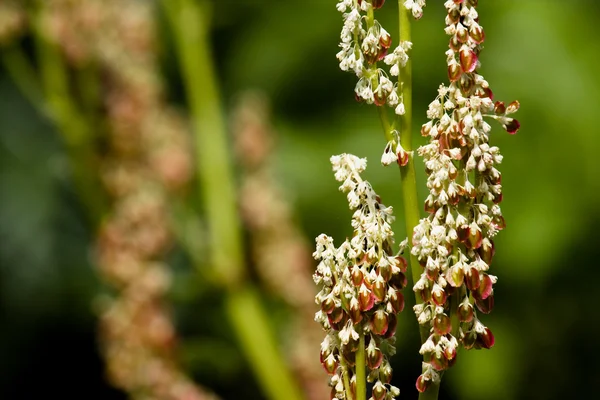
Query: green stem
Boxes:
[
  {"xmin": 355, "ymin": 330, "xmax": 367, "ymax": 400},
  {"xmin": 161, "ymin": 2, "xmax": 304, "ymax": 400},
  {"xmin": 32, "ymin": 2, "xmax": 106, "ymax": 227},
  {"xmin": 396, "ymin": 3, "xmax": 441, "ymax": 398}
]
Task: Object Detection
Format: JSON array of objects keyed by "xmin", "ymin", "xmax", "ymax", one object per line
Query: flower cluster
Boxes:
[
  {"xmin": 411, "ymin": 0, "xmax": 519, "ymax": 392},
  {"xmin": 36, "ymin": 1, "xmax": 211, "ymax": 399},
  {"xmin": 336, "ymin": 0, "xmax": 417, "ymax": 115},
  {"xmin": 314, "ymin": 154, "xmax": 407, "ymax": 400}
]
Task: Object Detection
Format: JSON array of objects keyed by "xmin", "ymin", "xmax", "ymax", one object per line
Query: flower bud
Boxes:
[
  {"xmin": 388, "ymin": 289, "xmax": 405, "ymax": 313},
  {"xmin": 465, "ymin": 267, "xmax": 480, "ymax": 291},
  {"xmin": 448, "ymin": 63, "xmax": 462, "ymax": 82},
  {"xmin": 470, "ymin": 25, "xmax": 485, "ymax": 43},
  {"xmin": 432, "ymin": 286, "xmax": 447, "ymax": 306},
  {"xmin": 478, "ymin": 273, "xmax": 493, "ymax": 300},
  {"xmin": 321, "ymin": 296, "xmax": 336, "ymax": 314},
  {"xmin": 372, "ymin": 380, "xmax": 387, "ymax": 400},
  {"xmin": 458, "ymin": 301, "xmax": 474, "ymax": 323},
  {"xmin": 382, "ymin": 313, "xmax": 397, "ymax": 339},
  {"xmin": 359, "ymin": 284, "xmax": 375, "ymax": 311},
  {"xmin": 351, "ymin": 264, "xmax": 364, "ymax": 286},
  {"xmin": 479, "ymin": 239, "xmax": 495, "ymax": 265},
  {"xmin": 321, "ymin": 352, "xmax": 338, "ymax": 375},
  {"xmin": 367, "ymin": 346, "xmax": 383, "ymax": 369},
  {"xmin": 447, "ymin": 265, "xmax": 465, "ymax": 287},
  {"xmin": 371, "ymin": 309, "xmax": 389, "ymax": 336},
  {"xmin": 479, "ymin": 327, "xmax": 495, "ymax": 349},
  {"xmin": 459, "ymin": 48, "xmax": 478, "ymax": 73},
  {"xmin": 433, "ymin": 313, "xmax": 452, "ymax": 335},
  {"xmin": 416, "ymin": 374, "xmax": 429, "ymax": 393},
  {"xmin": 475, "ymin": 294, "xmax": 494, "ymax": 314}
]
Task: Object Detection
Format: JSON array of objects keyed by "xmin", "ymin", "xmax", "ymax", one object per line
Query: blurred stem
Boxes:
[
  {"xmin": 32, "ymin": 2, "xmax": 106, "ymax": 227},
  {"xmin": 355, "ymin": 331, "xmax": 367, "ymax": 400},
  {"xmin": 397, "ymin": 3, "xmax": 441, "ymax": 399},
  {"xmin": 161, "ymin": 1, "xmax": 304, "ymax": 400},
  {"xmin": 1, "ymin": 45, "xmax": 46, "ymax": 112}
]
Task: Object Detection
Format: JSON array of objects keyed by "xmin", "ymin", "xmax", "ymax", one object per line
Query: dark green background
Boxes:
[{"xmin": 1, "ymin": 1, "xmax": 598, "ymax": 399}]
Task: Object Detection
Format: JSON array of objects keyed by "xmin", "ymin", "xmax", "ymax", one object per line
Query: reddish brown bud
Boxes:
[
  {"xmin": 457, "ymin": 225, "xmax": 470, "ymax": 243},
  {"xmin": 460, "ymin": 48, "xmax": 478, "ymax": 73},
  {"xmin": 397, "ymin": 149, "xmax": 409, "ymax": 166},
  {"xmin": 456, "ymin": 24, "xmax": 468, "ymax": 43},
  {"xmin": 467, "ymin": 227, "xmax": 483, "ymax": 249},
  {"xmin": 373, "ymin": 279, "xmax": 386, "ymax": 302},
  {"xmin": 478, "ymin": 273, "xmax": 494, "ymax": 300},
  {"xmin": 447, "ymin": 265, "xmax": 465, "ymax": 287},
  {"xmin": 371, "ymin": 309, "xmax": 389, "ymax": 336},
  {"xmin": 416, "ymin": 375, "xmax": 429, "ymax": 393},
  {"xmin": 479, "ymin": 327, "xmax": 495, "ymax": 349},
  {"xmin": 351, "ymin": 265, "xmax": 364, "ymax": 287},
  {"xmin": 374, "ymin": 91, "xmax": 387, "ymax": 106},
  {"xmin": 479, "ymin": 240, "xmax": 495, "ymax": 265},
  {"xmin": 388, "ymin": 289, "xmax": 405, "ymax": 313},
  {"xmin": 433, "ymin": 313, "xmax": 452, "ymax": 335},
  {"xmin": 448, "ymin": 8, "xmax": 461, "ymax": 23},
  {"xmin": 359, "ymin": 286, "xmax": 375, "ymax": 311},
  {"xmin": 504, "ymin": 118, "xmax": 521, "ymax": 134},
  {"xmin": 475, "ymin": 294, "xmax": 494, "ymax": 314},
  {"xmin": 367, "ymin": 346, "xmax": 384, "ymax": 369},
  {"xmin": 320, "ymin": 352, "xmax": 338, "ymax": 375},
  {"xmin": 458, "ymin": 301, "xmax": 474, "ymax": 322},
  {"xmin": 321, "ymin": 296, "xmax": 336, "ymax": 314},
  {"xmin": 465, "ymin": 267, "xmax": 480, "ymax": 291},
  {"xmin": 432, "ymin": 286, "xmax": 447, "ymax": 306},
  {"xmin": 349, "ymin": 300, "xmax": 363, "ymax": 324},
  {"xmin": 462, "ymin": 331, "xmax": 477, "ymax": 350},
  {"xmin": 328, "ymin": 307, "xmax": 344, "ymax": 324},
  {"xmin": 390, "ymin": 271, "xmax": 407, "ymax": 290},
  {"xmin": 379, "ymin": 33, "xmax": 391, "ymax": 49},
  {"xmin": 430, "ymin": 354, "xmax": 448, "ymax": 371},
  {"xmin": 448, "ymin": 63, "xmax": 462, "ymax": 82},
  {"xmin": 444, "ymin": 345, "xmax": 457, "ymax": 361},
  {"xmin": 494, "ymin": 101, "xmax": 506, "ymax": 115},
  {"xmin": 470, "ymin": 25, "xmax": 485, "ymax": 43},
  {"xmin": 372, "ymin": 382, "xmax": 387, "ymax": 400},
  {"xmin": 395, "ymin": 256, "xmax": 408, "ymax": 272},
  {"xmin": 493, "ymin": 215, "xmax": 506, "ymax": 231}
]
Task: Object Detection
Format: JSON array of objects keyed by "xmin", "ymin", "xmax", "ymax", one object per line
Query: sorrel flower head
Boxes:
[
  {"xmin": 411, "ymin": 0, "xmax": 519, "ymax": 392},
  {"xmin": 314, "ymin": 154, "xmax": 406, "ymax": 400}
]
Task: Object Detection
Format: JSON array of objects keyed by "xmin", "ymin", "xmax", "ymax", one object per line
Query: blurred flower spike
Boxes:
[
  {"xmin": 411, "ymin": 0, "xmax": 519, "ymax": 392},
  {"xmin": 314, "ymin": 154, "xmax": 407, "ymax": 400}
]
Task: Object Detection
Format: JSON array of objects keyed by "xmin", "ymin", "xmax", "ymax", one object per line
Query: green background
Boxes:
[{"xmin": 1, "ymin": 1, "xmax": 598, "ymax": 399}]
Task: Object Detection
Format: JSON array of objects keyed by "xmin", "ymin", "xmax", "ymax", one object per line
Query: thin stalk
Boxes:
[
  {"xmin": 355, "ymin": 331, "xmax": 367, "ymax": 400},
  {"xmin": 32, "ymin": 2, "xmax": 106, "ymax": 226},
  {"xmin": 397, "ymin": 3, "xmax": 441, "ymax": 399},
  {"xmin": 161, "ymin": 1, "xmax": 304, "ymax": 400}
]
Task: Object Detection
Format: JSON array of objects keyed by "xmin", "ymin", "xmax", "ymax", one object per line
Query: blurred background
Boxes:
[{"xmin": 1, "ymin": 0, "xmax": 599, "ymax": 399}]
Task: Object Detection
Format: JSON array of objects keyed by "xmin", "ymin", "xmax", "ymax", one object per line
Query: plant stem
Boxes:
[
  {"xmin": 31, "ymin": 2, "xmax": 106, "ymax": 227},
  {"xmin": 355, "ymin": 330, "xmax": 367, "ymax": 400},
  {"xmin": 396, "ymin": 2, "xmax": 441, "ymax": 398},
  {"xmin": 161, "ymin": 2, "xmax": 304, "ymax": 400}
]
